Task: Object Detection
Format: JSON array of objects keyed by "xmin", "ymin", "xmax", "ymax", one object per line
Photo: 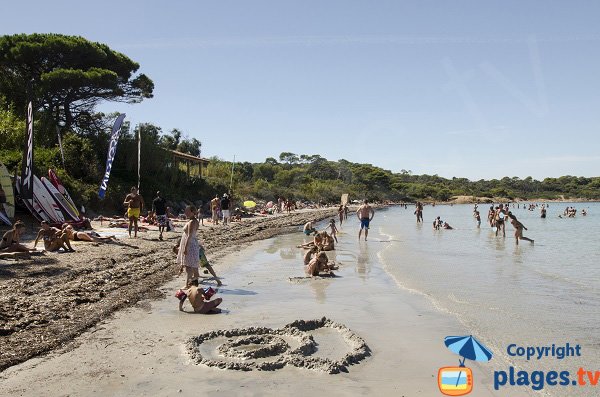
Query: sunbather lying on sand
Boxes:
[{"xmin": 62, "ymin": 224, "xmax": 117, "ymax": 243}]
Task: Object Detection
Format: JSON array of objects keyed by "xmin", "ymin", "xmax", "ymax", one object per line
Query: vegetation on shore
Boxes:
[{"xmin": 1, "ymin": 33, "xmax": 598, "ymax": 215}]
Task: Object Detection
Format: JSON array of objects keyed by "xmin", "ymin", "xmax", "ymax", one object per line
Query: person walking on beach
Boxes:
[
  {"xmin": 338, "ymin": 205, "xmax": 344, "ymax": 225},
  {"xmin": 152, "ymin": 191, "xmax": 167, "ymax": 240},
  {"xmin": 507, "ymin": 212, "xmax": 534, "ymax": 245},
  {"xmin": 328, "ymin": 219, "xmax": 339, "ymax": 243},
  {"xmin": 220, "ymin": 193, "xmax": 231, "ymax": 225},
  {"xmin": 356, "ymin": 199, "xmax": 375, "ymax": 241},
  {"xmin": 124, "ymin": 187, "xmax": 145, "ymax": 238},
  {"xmin": 210, "ymin": 195, "xmax": 220, "ymax": 225},
  {"xmin": 176, "ymin": 205, "xmax": 222, "ymax": 287}
]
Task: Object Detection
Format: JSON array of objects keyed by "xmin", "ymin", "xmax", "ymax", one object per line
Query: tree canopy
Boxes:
[{"xmin": 0, "ymin": 33, "xmax": 153, "ymax": 131}]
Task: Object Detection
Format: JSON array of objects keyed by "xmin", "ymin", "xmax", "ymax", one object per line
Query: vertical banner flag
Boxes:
[
  {"xmin": 137, "ymin": 127, "xmax": 141, "ymax": 190},
  {"xmin": 98, "ymin": 113, "xmax": 126, "ymax": 199},
  {"xmin": 21, "ymin": 102, "xmax": 34, "ymax": 206}
]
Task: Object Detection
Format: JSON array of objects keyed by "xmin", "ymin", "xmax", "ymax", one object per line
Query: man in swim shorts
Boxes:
[
  {"xmin": 124, "ymin": 187, "xmax": 145, "ymax": 238},
  {"xmin": 303, "ymin": 221, "xmax": 317, "ymax": 236},
  {"xmin": 356, "ymin": 199, "xmax": 375, "ymax": 241}
]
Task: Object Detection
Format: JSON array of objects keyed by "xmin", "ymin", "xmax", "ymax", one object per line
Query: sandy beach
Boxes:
[
  {"xmin": 0, "ymin": 208, "xmax": 340, "ymax": 372},
  {"xmin": 0, "ymin": 208, "xmax": 531, "ymax": 397}
]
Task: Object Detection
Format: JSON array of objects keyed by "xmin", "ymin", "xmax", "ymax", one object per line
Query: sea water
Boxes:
[
  {"xmin": 248, "ymin": 204, "xmax": 598, "ymax": 396},
  {"xmin": 374, "ymin": 203, "xmax": 600, "ymax": 395}
]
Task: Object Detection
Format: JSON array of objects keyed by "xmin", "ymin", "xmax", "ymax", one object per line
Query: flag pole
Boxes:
[
  {"xmin": 229, "ymin": 155, "xmax": 236, "ymax": 195},
  {"xmin": 137, "ymin": 125, "xmax": 141, "ymax": 191}
]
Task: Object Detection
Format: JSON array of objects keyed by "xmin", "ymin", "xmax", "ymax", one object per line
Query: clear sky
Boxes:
[{"xmin": 3, "ymin": 1, "xmax": 600, "ymax": 180}]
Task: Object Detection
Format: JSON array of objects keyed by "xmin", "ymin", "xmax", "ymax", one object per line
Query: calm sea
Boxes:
[{"xmin": 374, "ymin": 203, "xmax": 600, "ymax": 395}]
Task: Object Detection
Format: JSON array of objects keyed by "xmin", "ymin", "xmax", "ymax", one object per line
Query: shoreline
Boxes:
[
  {"xmin": 0, "ymin": 213, "xmax": 521, "ymax": 396},
  {"xmin": 0, "ymin": 207, "xmax": 340, "ymax": 372}
]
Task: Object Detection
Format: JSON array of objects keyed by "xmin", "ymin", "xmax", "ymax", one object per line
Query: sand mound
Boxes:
[{"xmin": 186, "ymin": 317, "xmax": 370, "ymax": 374}]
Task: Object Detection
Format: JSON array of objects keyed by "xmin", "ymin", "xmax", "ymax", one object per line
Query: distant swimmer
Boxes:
[
  {"xmin": 540, "ymin": 204, "xmax": 547, "ymax": 219},
  {"xmin": 443, "ymin": 222, "xmax": 453, "ymax": 230},
  {"xmin": 507, "ymin": 212, "xmax": 534, "ymax": 245},
  {"xmin": 356, "ymin": 199, "xmax": 375, "ymax": 241},
  {"xmin": 433, "ymin": 216, "xmax": 442, "ymax": 230}
]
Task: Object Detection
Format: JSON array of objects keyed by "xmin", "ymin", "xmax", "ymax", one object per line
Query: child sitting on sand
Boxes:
[
  {"xmin": 305, "ymin": 251, "xmax": 338, "ymax": 277},
  {"xmin": 176, "ymin": 279, "xmax": 223, "ymax": 314},
  {"xmin": 320, "ymin": 231, "xmax": 335, "ymax": 251}
]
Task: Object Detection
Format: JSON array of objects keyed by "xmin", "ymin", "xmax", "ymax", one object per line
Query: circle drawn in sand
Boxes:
[{"xmin": 186, "ymin": 317, "xmax": 370, "ymax": 374}]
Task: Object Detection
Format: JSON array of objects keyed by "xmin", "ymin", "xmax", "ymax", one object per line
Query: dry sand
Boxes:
[{"xmin": 0, "ymin": 212, "xmax": 529, "ymax": 396}]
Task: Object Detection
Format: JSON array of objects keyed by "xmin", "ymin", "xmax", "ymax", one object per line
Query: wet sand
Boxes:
[
  {"xmin": 0, "ymin": 216, "xmax": 528, "ymax": 396},
  {"xmin": 0, "ymin": 208, "xmax": 339, "ymax": 372}
]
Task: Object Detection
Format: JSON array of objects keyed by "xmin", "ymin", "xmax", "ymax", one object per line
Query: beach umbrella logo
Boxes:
[{"xmin": 438, "ymin": 335, "xmax": 493, "ymax": 396}]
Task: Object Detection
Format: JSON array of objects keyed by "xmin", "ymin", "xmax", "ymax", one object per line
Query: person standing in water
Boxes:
[
  {"xmin": 540, "ymin": 205, "xmax": 547, "ymax": 219},
  {"xmin": 356, "ymin": 199, "xmax": 375, "ymax": 241},
  {"xmin": 507, "ymin": 212, "xmax": 534, "ymax": 245},
  {"xmin": 124, "ymin": 187, "xmax": 145, "ymax": 238},
  {"xmin": 415, "ymin": 202, "xmax": 423, "ymax": 223}
]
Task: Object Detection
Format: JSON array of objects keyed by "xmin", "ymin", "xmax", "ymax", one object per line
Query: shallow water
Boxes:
[
  {"xmin": 375, "ymin": 203, "xmax": 600, "ymax": 395},
  {"xmin": 246, "ymin": 205, "xmax": 598, "ymax": 396}
]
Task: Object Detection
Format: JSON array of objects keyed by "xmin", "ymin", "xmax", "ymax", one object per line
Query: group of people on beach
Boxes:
[
  {"xmin": 174, "ymin": 204, "xmax": 223, "ymax": 314},
  {"xmin": 482, "ymin": 203, "xmax": 534, "ymax": 244},
  {"xmin": 298, "ymin": 199, "xmax": 376, "ymax": 278},
  {"xmin": 0, "ymin": 218, "xmax": 118, "ymax": 257}
]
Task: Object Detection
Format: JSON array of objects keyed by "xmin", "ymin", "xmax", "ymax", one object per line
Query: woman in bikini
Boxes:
[
  {"xmin": 33, "ymin": 221, "xmax": 75, "ymax": 252},
  {"xmin": 62, "ymin": 224, "xmax": 117, "ymax": 243},
  {"xmin": 0, "ymin": 221, "xmax": 34, "ymax": 253}
]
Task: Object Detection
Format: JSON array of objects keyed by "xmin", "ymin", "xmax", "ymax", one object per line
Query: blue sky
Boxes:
[{"xmin": 2, "ymin": 1, "xmax": 600, "ymax": 180}]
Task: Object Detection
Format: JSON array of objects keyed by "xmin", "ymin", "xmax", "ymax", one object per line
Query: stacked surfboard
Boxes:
[
  {"xmin": 0, "ymin": 162, "xmax": 15, "ymax": 226},
  {"xmin": 14, "ymin": 169, "xmax": 81, "ymax": 225}
]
